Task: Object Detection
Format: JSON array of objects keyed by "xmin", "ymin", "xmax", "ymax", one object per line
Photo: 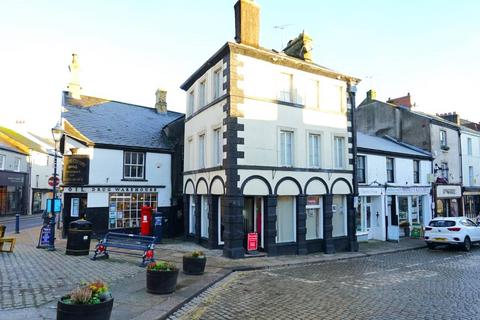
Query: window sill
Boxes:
[{"xmin": 121, "ymin": 178, "xmax": 148, "ymax": 182}]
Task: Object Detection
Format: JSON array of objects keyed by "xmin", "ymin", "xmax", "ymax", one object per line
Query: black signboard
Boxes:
[
  {"xmin": 0, "ymin": 171, "xmax": 26, "ymax": 187},
  {"xmin": 63, "ymin": 155, "xmax": 89, "ymax": 186},
  {"xmin": 37, "ymin": 225, "xmax": 51, "ymax": 248}
]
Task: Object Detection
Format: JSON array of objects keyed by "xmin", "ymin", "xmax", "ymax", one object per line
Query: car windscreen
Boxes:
[{"xmin": 429, "ymin": 220, "xmax": 456, "ymax": 227}]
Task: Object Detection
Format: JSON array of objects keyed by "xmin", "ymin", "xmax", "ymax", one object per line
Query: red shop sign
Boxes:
[{"xmin": 247, "ymin": 232, "xmax": 258, "ymax": 252}]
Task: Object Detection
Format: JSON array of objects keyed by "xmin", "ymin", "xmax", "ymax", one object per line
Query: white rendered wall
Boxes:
[
  {"xmin": 430, "ymin": 124, "xmax": 461, "ymax": 184},
  {"xmin": 461, "ymin": 129, "xmax": 480, "ymax": 187}
]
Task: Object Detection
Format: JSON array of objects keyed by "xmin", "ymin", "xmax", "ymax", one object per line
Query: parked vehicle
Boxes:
[{"xmin": 425, "ymin": 217, "xmax": 480, "ymax": 251}]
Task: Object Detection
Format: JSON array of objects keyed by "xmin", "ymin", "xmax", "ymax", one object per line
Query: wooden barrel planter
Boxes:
[
  {"xmin": 146, "ymin": 269, "xmax": 179, "ymax": 294},
  {"xmin": 57, "ymin": 297, "xmax": 113, "ymax": 320},
  {"xmin": 183, "ymin": 256, "xmax": 207, "ymax": 275}
]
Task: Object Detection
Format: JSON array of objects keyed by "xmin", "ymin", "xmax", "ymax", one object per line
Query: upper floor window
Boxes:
[
  {"xmin": 467, "ymin": 137, "xmax": 473, "ymax": 156},
  {"xmin": 386, "ymin": 157, "xmax": 394, "ymax": 183},
  {"xmin": 321, "ymin": 84, "xmax": 344, "ymax": 112},
  {"xmin": 199, "ymin": 134, "xmax": 205, "ymax": 168},
  {"xmin": 413, "ymin": 160, "xmax": 420, "ymax": 184},
  {"xmin": 199, "ymin": 80, "xmax": 206, "ymax": 108},
  {"xmin": 308, "ymin": 133, "xmax": 321, "ymax": 167},
  {"xmin": 186, "ymin": 138, "xmax": 193, "ymax": 170},
  {"xmin": 213, "ymin": 128, "xmax": 222, "ymax": 166},
  {"xmin": 357, "ymin": 156, "xmax": 366, "ymax": 183},
  {"xmin": 187, "ymin": 90, "xmax": 194, "ymax": 116},
  {"xmin": 14, "ymin": 157, "xmax": 21, "ymax": 172},
  {"xmin": 334, "ymin": 136, "xmax": 345, "ymax": 169},
  {"xmin": 213, "ymin": 68, "xmax": 222, "ymax": 99},
  {"xmin": 440, "ymin": 130, "xmax": 448, "ymax": 149},
  {"xmin": 305, "ymin": 80, "xmax": 319, "ymax": 108},
  {"xmin": 469, "ymin": 166, "xmax": 474, "ymax": 186},
  {"xmin": 440, "ymin": 162, "xmax": 449, "ymax": 179},
  {"xmin": 124, "ymin": 152, "xmax": 145, "ymax": 179},
  {"xmin": 280, "ymin": 130, "xmax": 293, "ymax": 167},
  {"xmin": 278, "ymin": 73, "xmax": 293, "ymax": 102},
  {"xmin": 0, "ymin": 154, "xmax": 5, "ymax": 170}
]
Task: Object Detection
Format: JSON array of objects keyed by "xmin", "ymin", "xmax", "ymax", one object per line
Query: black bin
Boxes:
[{"xmin": 66, "ymin": 219, "xmax": 92, "ymax": 256}]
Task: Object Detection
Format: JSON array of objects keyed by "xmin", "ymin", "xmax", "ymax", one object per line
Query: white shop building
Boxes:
[{"xmin": 356, "ymin": 133, "xmax": 433, "ymax": 241}]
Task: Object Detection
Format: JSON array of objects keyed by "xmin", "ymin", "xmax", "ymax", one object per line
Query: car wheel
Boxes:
[
  {"xmin": 463, "ymin": 237, "xmax": 471, "ymax": 252},
  {"xmin": 427, "ymin": 242, "xmax": 436, "ymax": 250}
]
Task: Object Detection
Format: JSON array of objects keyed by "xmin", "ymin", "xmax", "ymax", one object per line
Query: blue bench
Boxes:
[{"xmin": 91, "ymin": 232, "xmax": 155, "ymax": 267}]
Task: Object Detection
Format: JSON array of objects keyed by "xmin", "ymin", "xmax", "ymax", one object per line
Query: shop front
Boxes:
[
  {"xmin": 434, "ymin": 184, "xmax": 463, "ymax": 218},
  {"xmin": 357, "ymin": 187, "xmax": 384, "ymax": 241},
  {"xmin": 463, "ymin": 188, "xmax": 480, "ymax": 219},
  {"xmin": 386, "ymin": 186, "xmax": 431, "ymax": 240},
  {"xmin": 0, "ymin": 171, "xmax": 28, "ymax": 216}
]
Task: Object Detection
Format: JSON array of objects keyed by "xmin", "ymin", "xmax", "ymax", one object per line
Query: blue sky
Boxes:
[{"xmin": 1, "ymin": 0, "xmax": 479, "ymax": 134}]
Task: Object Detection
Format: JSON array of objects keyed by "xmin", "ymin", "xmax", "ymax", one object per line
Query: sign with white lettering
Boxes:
[
  {"xmin": 359, "ymin": 187, "xmax": 383, "ymax": 196},
  {"xmin": 63, "ymin": 155, "xmax": 90, "ymax": 186},
  {"xmin": 63, "ymin": 186, "xmax": 164, "ymax": 193},
  {"xmin": 436, "ymin": 185, "xmax": 462, "ymax": 198}
]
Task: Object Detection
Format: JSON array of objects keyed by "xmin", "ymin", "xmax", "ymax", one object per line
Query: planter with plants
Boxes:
[
  {"xmin": 57, "ymin": 280, "xmax": 113, "ymax": 320},
  {"xmin": 399, "ymin": 221, "xmax": 411, "ymax": 237},
  {"xmin": 146, "ymin": 261, "xmax": 179, "ymax": 294},
  {"xmin": 183, "ymin": 250, "xmax": 207, "ymax": 275}
]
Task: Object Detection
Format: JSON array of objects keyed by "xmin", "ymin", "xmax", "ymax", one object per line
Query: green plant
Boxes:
[
  {"xmin": 189, "ymin": 250, "xmax": 205, "ymax": 258},
  {"xmin": 62, "ymin": 280, "xmax": 111, "ymax": 305},
  {"xmin": 147, "ymin": 260, "xmax": 177, "ymax": 272}
]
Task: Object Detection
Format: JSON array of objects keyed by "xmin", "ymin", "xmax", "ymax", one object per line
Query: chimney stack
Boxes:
[
  {"xmin": 437, "ymin": 112, "xmax": 460, "ymax": 125},
  {"xmin": 366, "ymin": 89, "xmax": 377, "ymax": 102},
  {"xmin": 234, "ymin": 0, "xmax": 260, "ymax": 47},
  {"xmin": 155, "ymin": 89, "xmax": 167, "ymax": 113},
  {"xmin": 67, "ymin": 53, "xmax": 81, "ymax": 99}
]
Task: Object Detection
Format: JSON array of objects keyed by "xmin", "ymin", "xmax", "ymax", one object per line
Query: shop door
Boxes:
[
  {"xmin": 242, "ymin": 197, "xmax": 263, "ymax": 250},
  {"xmin": 387, "ymin": 196, "xmax": 399, "ymax": 241},
  {"xmin": 63, "ymin": 193, "xmax": 87, "ymax": 237}
]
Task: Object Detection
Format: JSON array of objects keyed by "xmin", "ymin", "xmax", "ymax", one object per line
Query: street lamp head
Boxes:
[{"xmin": 51, "ymin": 122, "xmax": 64, "ymax": 143}]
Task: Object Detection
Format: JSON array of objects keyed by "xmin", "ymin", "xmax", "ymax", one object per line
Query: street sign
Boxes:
[
  {"xmin": 48, "ymin": 176, "xmax": 60, "ymax": 187},
  {"xmin": 247, "ymin": 232, "xmax": 258, "ymax": 252}
]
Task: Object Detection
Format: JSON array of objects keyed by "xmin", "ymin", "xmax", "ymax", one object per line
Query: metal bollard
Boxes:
[{"xmin": 15, "ymin": 213, "xmax": 20, "ymax": 234}]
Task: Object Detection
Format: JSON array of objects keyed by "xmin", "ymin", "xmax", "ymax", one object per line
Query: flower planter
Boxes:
[
  {"xmin": 146, "ymin": 269, "xmax": 179, "ymax": 294},
  {"xmin": 183, "ymin": 256, "xmax": 207, "ymax": 275},
  {"xmin": 57, "ymin": 297, "xmax": 113, "ymax": 320}
]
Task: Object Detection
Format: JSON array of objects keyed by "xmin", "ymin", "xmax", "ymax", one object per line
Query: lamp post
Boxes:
[{"xmin": 48, "ymin": 122, "xmax": 64, "ymax": 251}]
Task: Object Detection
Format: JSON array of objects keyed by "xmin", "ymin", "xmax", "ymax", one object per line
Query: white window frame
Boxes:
[
  {"xmin": 123, "ymin": 151, "xmax": 145, "ymax": 179},
  {"xmin": 14, "ymin": 157, "xmax": 21, "ymax": 172},
  {"xmin": 187, "ymin": 90, "xmax": 195, "ymax": 116},
  {"xmin": 279, "ymin": 129, "xmax": 294, "ymax": 167},
  {"xmin": 308, "ymin": 133, "xmax": 321, "ymax": 168},
  {"xmin": 199, "ymin": 79, "xmax": 206, "ymax": 107},
  {"xmin": 189, "ymin": 195, "xmax": 196, "ymax": 234},
  {"xmin": 357, "ymin": 155, "xmax": 366, "ymax": 184},
  {"xmin": 278, "ymin": 73, "xmax": 293, "ymax": 102},
  {"xmin": 213, "ymin": 68, "xmax": 222, "ymax": 99},
  {"xmin": 213, "ymin": 127, "xmax": 222, "ymax": 166},
  {"xmin": 305, "ymin": 196, "xmax": 323, "ymax": 240},
  {"xmin": 217, "ymin": 197, "xmax": 224, "ymax": 245},
  {"xmin": 332, "ymin": 195, "xmax": 348, "ymax": 237},
  {"xmin": 333, "ymin": 136, "xmax": 346, "ymax": 169},
  {"xmin": 305, "ymin": 79, "xmax": 320, "ymax": 109},
  {"xmin": 0, "ymin": 154, "xmax": 5, "ymax": 170},
  {"xmin": 413, "ymin": 160, "xmax": 420, "ymax": 184},
  {"xmin": 440, "ymin": 130, "xmax": 447, "ymax": 147},
  {"xmin": 200, "ymin": 196, "xmax": 209, "ymax": 238},
  {"xmin": 467, "ymin": 137, "xmax": 473, "ymax": 156},
  {"xmin": 469, "ymin": 166, "xmax": 474, "ymax": 186},
  {"xmin": 386, "ymin": 157, "xmax": 395, "ymax": 183},
  {"xmin": 275, "ymin": 196, "xmax": 297, "ymax": 243},
  {"xmin": 186, "ymin": 137, "xmax": 193, "ymax": 170},
  {"xmin": 198, "ymin": 133, "xmax": 205, "ymax": 169}
]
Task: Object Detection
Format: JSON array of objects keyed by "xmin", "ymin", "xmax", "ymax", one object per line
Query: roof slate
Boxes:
[
  {"xmin": 62, "ymin": 92, "xmax": 184, "ymax": 150},
  {"xmin": 357, "ymin": 132, "xmax": 432, "ymax": 158}
]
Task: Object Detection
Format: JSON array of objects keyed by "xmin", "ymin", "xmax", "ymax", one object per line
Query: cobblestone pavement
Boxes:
[
  {"xmin": 170, "ymin": 246, "xmax": 480, "ymax": 320},
  {"xmin": 0, "ymin": 240, "xmax": 143, "ymax": 311}
]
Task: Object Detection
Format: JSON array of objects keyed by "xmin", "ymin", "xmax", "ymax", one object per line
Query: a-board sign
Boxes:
[{"xmin": 247, "ymin": 232, "xmax": 258, "ymax": 252}]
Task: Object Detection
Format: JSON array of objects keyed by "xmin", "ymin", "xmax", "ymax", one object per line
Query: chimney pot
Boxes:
[{"xmin": 67, "ymin": 53, "xmax": 81, "ymax": 99}]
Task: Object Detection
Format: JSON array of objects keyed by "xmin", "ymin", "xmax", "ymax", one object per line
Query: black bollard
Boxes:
[{"xmin": 15, "ymin": 213, "xmax": 20, "ymax": 234}]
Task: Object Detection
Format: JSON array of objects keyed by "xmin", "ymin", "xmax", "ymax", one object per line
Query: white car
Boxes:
[{"xmin": 424, "ymin": 217, "xmax": 480, "ymax": 251}]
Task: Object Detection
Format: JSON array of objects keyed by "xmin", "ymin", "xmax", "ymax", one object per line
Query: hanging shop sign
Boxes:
[{"xmin": 63, "ymin": 155, "xmax": 90, "ymax": 186}]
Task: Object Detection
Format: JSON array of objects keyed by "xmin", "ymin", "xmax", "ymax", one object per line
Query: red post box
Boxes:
[{"xmin": 140, "ymin": 206, "xmax": 153, "ymax": 236}]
